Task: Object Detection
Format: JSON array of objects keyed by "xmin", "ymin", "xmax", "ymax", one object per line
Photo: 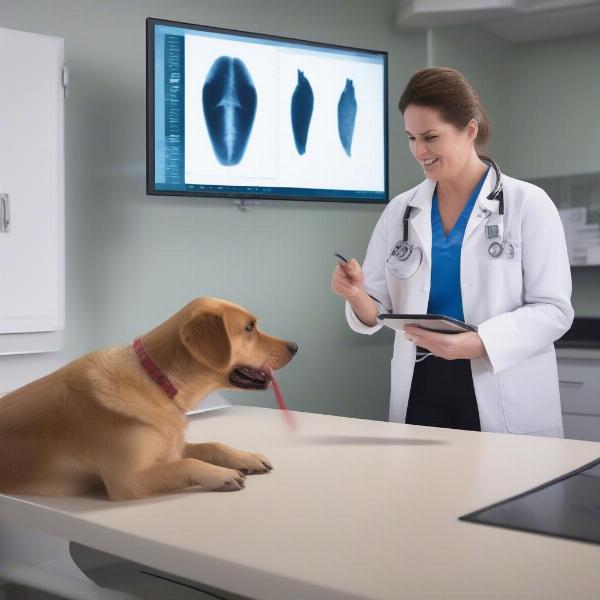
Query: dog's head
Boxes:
[{"xmin": 179, "ymin": 298, "xmax": 297, "ymax": 390}]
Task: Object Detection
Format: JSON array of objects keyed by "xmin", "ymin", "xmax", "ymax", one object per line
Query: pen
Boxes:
[{"xmin": 334, "ymin": 252, "xmax": 382, "ymax": 306}]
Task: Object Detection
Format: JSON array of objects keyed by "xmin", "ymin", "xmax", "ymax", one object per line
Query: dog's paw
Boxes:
[
  {"xmin": 201, "ymin": 464, "xmax": 247, "ymax": 492},
  {"xmin": 225, "ymin": 450, "xmax": 273, "ymax": 475},
  {"xmin": 203, "ymin": 443, "xmax": 273, "ymax": 474}
]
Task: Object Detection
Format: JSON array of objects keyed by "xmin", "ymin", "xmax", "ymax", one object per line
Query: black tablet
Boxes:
[{"xmin": 378, "ymin": 314, "xmax": 477, "ymax": 334}]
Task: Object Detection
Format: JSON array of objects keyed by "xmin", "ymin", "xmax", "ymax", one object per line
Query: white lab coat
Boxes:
[{"xmin": 346, "ymin": 168, "xmax": 573, "ymax": 437}]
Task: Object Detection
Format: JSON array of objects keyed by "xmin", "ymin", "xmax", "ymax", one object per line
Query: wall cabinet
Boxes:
[
  {"xmin": 0, "ymin": 27, "xmax": 64, "ymax": 354},
  {"xmin": 529, "ymin": 172, "xmax": 600, "ymax": 266}
]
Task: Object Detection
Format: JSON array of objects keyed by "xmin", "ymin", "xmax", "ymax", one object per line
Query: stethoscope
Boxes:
[{"xmin": 386, "ymin": 157, "xmax": 514, "ymax": 280}]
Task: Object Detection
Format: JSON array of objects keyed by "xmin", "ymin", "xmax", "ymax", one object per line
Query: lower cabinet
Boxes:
[
  {"xmin": 558, "ymin": 353, "xmax": 600, "ymax": 442},
  {"xmin": 563, "ymin": 414, "xmax": 600, "ymax": 443}
]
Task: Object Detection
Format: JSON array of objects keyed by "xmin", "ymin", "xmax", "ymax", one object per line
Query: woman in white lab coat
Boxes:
[{"xmin": 332, "ymin": 67, "xmax": 573, "ymax": 436}]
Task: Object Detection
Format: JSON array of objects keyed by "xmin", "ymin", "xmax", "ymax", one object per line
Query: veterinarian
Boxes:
[{"xmin": 331, "ymin": 67, "xmax": 573, "ymax": 437}]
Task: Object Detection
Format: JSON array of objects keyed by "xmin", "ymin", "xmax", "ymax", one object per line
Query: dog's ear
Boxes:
[{"xmin": 179, "ymin": 311, "xmax": 231, "ymax": 370}]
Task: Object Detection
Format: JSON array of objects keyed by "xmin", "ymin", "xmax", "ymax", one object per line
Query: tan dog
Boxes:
[{"xmin": 0, "ymin": 297, "xmax": 297, "ymax": 500}]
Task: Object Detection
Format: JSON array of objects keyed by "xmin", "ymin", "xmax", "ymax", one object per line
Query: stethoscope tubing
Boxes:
[{"xmin": 387, "ymin": 157, "xmax": 511, "ymax": 276}]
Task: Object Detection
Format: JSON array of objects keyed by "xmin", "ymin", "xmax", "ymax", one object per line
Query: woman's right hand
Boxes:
[{"xmin": 331, "ymin": 258, "xmax": 365, "ymax": 300}]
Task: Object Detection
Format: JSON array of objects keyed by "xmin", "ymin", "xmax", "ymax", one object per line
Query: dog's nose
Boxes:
[{"xmin": 287, "ymin": 343, "xmax": 298, "ymax": 356}]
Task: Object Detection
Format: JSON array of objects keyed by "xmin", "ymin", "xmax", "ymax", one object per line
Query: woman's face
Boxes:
[{"xmin": 403, "ymin": 104, "xmax": 477, "ymax": 181}]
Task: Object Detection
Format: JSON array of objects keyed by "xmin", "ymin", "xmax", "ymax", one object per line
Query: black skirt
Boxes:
[{"xmin": 405, "ymin": 348, "xmax": 481, "ymax": 431}]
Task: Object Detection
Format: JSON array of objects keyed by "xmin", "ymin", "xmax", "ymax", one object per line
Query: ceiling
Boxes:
[{"xmin": 396, "ymin": 0, "xmax": 600, "ymax": 43}]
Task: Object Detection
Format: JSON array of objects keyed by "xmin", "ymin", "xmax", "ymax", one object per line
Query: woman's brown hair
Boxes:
[{"xmin": 398, "ymin": 67, "xmax": 491, "ymax": 153}]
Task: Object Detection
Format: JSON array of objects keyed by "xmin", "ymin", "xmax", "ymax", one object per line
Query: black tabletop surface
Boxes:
[{"xmin": 555, "ymin": 317, "xmax": 600, "ymax": 349}]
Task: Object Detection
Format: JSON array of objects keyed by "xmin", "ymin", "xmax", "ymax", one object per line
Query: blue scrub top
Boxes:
[{"xmin": 427, "ymin": 169, "xmax": 489, "ymax": 321}]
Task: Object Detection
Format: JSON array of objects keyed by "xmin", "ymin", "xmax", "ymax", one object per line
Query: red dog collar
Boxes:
[{"xmin": 133, "ymin": 338, "xmax": 178, "ymax": 399}]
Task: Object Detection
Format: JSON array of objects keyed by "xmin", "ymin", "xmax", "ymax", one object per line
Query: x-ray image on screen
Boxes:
[
  {"xmin": 338, "ymin": 79, "xmax": 357, "ymax": 157},
  {"xmin": 202, "ymin": 56, "xmax": 258, "ymax": 166},
  {"xmin": 148, "ymin": 18, "xmax": 388, "ymax": 202},
  {"xmin": 276, "ymin": 52, "xmax": 383, "ymax": 193},
  {"xmin": 290, "ymin": 69, "xmax": 314, "ymax": 156},
  {"xmin": 184, "ymin": 35, "xmax": 276, "ymax": 182}
]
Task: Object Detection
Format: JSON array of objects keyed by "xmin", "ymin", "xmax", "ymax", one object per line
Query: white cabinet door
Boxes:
[
  {"xmin": 563, "ymin": 414, "xmax": 600, "ymax": 443},
  {"xmin": 0, "ymin": 27, "xmax": 64, "ymax": 335},
  {"xmin": 558, "ymin": 357, "xmax": 600, "ymax": 441},
  {"xmin": 558, "ymin": 361, "xmax": 600, "ymax": 416}
]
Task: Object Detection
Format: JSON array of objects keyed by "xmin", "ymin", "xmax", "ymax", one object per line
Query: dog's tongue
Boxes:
[
  {"xmin": 269, "ymin": 370, "xmax": 297, "ymax": 432},
  {"xmin": 262, "ymin": 365, "xmax": 274, "ymax": 381}
]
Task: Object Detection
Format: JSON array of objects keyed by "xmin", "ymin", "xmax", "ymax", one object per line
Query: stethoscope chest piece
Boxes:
[
  {"xmin": 391, "ymin": 241, "xmax": 412, "ymax": 261},
  {"xmin": 488, "ymin": 239, "xmax": 517, "ymax": 260},
  {"xmin": 488, "ymin": 241, "xmax": 503, "ymax": 258},
  {"xmin": 387, "ymin": 241, "xmax": 423, "ymax": 279}
]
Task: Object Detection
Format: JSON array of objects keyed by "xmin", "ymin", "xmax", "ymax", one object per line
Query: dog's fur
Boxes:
[{"xmin": 0, "ymin": 298, "xmax": 297, "ymax": 500}]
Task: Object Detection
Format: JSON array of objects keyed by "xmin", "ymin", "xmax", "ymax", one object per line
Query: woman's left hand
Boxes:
[{"xmin": 404, "ymin": 325, "xmax": 487, "ymax": 360}]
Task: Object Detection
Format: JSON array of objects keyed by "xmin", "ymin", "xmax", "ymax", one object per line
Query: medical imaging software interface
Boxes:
[{"xmin": 151, "ymin": 22, "xmax": 387, "ymax": 201}]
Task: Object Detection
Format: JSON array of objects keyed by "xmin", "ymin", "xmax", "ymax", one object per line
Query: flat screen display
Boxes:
[{"xmin": 147, "ymin": 18, "xmax": 388, "ymax": 203}]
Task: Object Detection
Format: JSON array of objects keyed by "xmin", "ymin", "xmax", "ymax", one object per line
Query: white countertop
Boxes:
[{"xmin": 2, "ymin": 406, "xmax": 600, "ymax": 600}]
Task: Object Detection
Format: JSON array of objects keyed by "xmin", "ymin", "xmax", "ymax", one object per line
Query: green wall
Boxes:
[
  {"xmin": 0, "ymin": 0, "xmax": 425, "ymax": 419},
  {"xmin": 427, "ymin": 24, "xmax": 515, "ymax": 166},
  {"xmin": 429, "ymin": 25, "xmax": 600, "ymax": 318},
  {"xmin": 1, "ymin": 1, "xmax": 597, "ymax": 417}
]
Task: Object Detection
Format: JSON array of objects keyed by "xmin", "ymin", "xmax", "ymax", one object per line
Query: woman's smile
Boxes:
[{"xmin": 423, "ymin": 157, "xmax": 440, "ymax": 171}]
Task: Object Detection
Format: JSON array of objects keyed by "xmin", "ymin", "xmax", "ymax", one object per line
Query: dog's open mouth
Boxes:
[{"xmin": 229, "ymin": 366, "xmax": 273, "ymax": 390}]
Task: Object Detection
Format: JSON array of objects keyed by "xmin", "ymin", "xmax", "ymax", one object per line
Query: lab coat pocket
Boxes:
[
  {"xmin": 482, "ymin": 255, "xmax": 523, "ymax": 311},
  {"xmin": 484, "ymin": 253, "xmax": 522, "ymax": 273},
  {"xmin": 498, "ymin": 348, "xmax": 562, "ymax": 434}
]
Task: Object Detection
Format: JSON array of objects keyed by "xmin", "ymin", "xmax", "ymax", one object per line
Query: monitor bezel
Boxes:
[{"xmin": 146, "ymin": 17, "xmax": 389, "ymax": 204}]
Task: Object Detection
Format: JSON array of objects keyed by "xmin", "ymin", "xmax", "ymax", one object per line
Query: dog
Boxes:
[{"xmin": 0, "ymin": 297, "xmax": 297, "ymax": 500}]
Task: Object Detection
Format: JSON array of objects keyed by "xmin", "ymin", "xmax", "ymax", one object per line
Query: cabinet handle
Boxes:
[
  {"xmin": 0, "ymin": 194, "xmax": 9, "ymax": 233},
  {"xmin": 559, "ymin": 380, "xmax": 584, "ymax": 387}
]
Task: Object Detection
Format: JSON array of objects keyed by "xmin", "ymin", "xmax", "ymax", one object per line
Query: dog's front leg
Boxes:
[
  {"xmin": 104, "ymin": 458, "xmax": 246, "ymax": 500},
  {"xmin": 184, "ymin": 442, "xmax": 273, "ymax": 474}
]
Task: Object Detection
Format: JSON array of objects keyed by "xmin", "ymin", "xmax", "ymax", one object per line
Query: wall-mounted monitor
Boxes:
[{"xmin": 147, "ymin": 18, "xmax": 388, "ymax": 203}]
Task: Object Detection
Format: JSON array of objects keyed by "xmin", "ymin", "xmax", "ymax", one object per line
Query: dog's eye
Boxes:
[{"xmin": 245, "ymin": 322, "xmax": 255, "ymax": 333}]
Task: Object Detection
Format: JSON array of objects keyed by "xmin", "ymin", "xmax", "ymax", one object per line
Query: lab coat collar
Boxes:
[
  {"xmin": 405, "ymin": 168, "xmax": 501, "ymax": 264},
  {"xmin": 408, "ymin": 178, "xmax": 436, "ymax": 210},
  {"xmin": 406, "ymin": 179, "xmax": 435, "ymax": 268},
  {"xmin": 464, "ymin": 166, "xmax": 502, "ymax": 244}
]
